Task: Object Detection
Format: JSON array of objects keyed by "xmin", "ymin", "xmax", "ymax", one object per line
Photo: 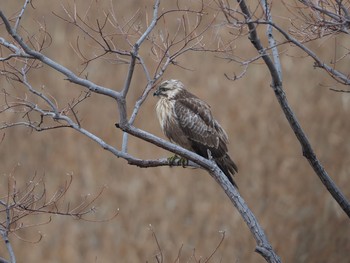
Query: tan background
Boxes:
[{"xmin": 1, "ymin": 1, "xmax": 349, "ymax": 262}]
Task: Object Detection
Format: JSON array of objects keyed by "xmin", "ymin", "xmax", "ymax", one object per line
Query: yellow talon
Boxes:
[
  {"xmin": 179, "ymin": 157, "xmax": 188, "ymax": 167},
  {"xmin": 167, "ymin": 155, "xmax": 188, "ymax": 167}
]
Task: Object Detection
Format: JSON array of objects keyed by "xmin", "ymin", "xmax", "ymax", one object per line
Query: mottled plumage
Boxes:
[{"xmin": 153, "ymin": 79, "xmax": 238, "ymax": 186}]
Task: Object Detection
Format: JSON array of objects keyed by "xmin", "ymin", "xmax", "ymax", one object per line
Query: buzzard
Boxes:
[{"xmin": 153, "ymin": 79, "xmax": 238, "ymax": 187}]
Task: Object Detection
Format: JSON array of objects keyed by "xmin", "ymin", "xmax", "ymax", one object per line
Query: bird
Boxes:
[{"xmin": 153, "ymin": 79, "xmax": 238, "ymax": 187}]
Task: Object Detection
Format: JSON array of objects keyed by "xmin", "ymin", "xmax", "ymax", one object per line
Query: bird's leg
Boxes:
[
  {"xmin": 167, "ymin": 155, "xmax": 188, "ymax": 167},
  {"xmin": 178, "ymin": 156, "xmax": 189, "ymax": 168},
  {"xmin": 167, "ymin": 154, "xmax": 179, "ymax": 166}
]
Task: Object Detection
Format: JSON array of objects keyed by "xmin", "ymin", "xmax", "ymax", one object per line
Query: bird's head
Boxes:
[{"xmin": 153, "ymin": 79, "xmax": 184, "ymax": 99}]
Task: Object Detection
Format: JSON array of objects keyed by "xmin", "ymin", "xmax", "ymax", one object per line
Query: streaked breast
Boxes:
[{"xmin": 156, "ymin": 98, "xmax": 175, "ymax": 132}]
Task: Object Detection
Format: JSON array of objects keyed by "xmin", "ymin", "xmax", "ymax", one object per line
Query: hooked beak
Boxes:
[{"xmin": 153, "ymin": 87, "xmax": 161, "ymax": 96}]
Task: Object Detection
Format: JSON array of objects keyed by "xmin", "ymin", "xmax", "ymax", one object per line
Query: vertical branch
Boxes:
[
  {"xmin": 128, "ymin": 55, "xmax": 173, "ymax": 127},
  {"xmin": 14, "ymin": 0, "xmax": 30, "ymax": 32},
  {"xmin": 0, "ymin": 201, "xmax": 16, "ymax": 263},
  {"xmin": 231, "ymin": 0, "xmax": 281, "ymax": 86},
  {"xmin": 121, "ymin": 0, "xmax": 160, "ymax": 99},
  {"xmin": 260, "ymin": 0, "xmax": 282, "ymax": 81},
  {"xmin": 121, "ymin": 0, "xmax": 161, "ymax": 153}
]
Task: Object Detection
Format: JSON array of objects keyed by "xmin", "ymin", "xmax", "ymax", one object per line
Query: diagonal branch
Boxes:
[
  {"xmin": 256, "ymin": 20, "xmax": 350, "ymax": 85},
  {"xmin": 228, "ymin": 0, "xmax": 350, "ymax": 217},
  {"xmin": 1, "ymin": 2, "xmax": 292, "ymax": 261},
  {"xmin": 118, "ymin": 123, "xmax": 282, "ymax": 263},
  {"xmin": 0, "ymin": 10, "xmax": 121, "ymax": 101}
]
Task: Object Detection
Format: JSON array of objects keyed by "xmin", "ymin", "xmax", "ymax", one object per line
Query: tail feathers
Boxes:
[{"xmin": 215, "ymin": 154, "xmax": 238, "ymax": 187}]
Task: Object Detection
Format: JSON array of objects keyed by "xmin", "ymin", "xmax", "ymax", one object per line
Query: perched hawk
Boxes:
[{"xmin": 153, "ymin": 79, "xmax": 238, "ymax": 187}]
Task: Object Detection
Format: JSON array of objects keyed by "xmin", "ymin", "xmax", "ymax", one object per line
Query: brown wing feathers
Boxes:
[
  {"xmin": 175, "ymin": 101, "xmax": 218, "ymax": 149},
  {"xmin": 154, "ymin": 80, "xmax": 238, "ymax": 187},
  {"xmin": 173, "ymin": 90, "xmax": 238, "ymax": 186}
]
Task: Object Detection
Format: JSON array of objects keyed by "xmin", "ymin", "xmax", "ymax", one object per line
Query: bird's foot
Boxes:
[{"xmin": 167, "ymin": 155, "xmax": 188, "ymax": 167}]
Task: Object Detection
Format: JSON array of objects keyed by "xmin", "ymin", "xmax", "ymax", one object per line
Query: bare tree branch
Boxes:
[
  {"xmin": 4, "ymin": 1, "xmax": 348, "ymax": 262},
  {"xmin": 0, "ymin": 10, "xmax": 121, "ymax": 100},
  {"xmin": 121, "ymin": 0, "xmax": 161, "ymax": 153},
  {"xmin": 0, "ymin": 201, "xmax": 16, "ymax": 263},
  {"xmin": 118, "ymin": 124, "xmax": 281, "ymax": 263},
  {"xmin": 0, "ymin": 1, "xmax": 284, "ymax": 261},
  {"xmin": 220, "ymin": 0, "xmax": 350, "ymax": 218},
  {"xmin": 14, "ymin": 0, "xmax": 31, "ymax": 33},
  {"xmin": 258, "ymin": 19, "xmax": 350, "ymax": 85},
  {"xmin": 0, "ymin": 172, "xmax": 118, "ymax": 262}
]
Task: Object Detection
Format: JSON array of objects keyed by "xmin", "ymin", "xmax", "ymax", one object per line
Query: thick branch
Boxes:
[
  {"xmin": 119, "ymin": 123, "xmax": 281, "ymax": 263},
  {"xmin": 0, "ymin": 2, "xmax": 290, "ymax": 261},
  {"xmin": 232, "ymin": 0, "xmax": 350, "ymax": 217}
]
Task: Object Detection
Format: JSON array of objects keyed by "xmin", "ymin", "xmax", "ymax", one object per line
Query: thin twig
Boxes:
[
  {"xmin": 149, "ymin": 225, "xmax": 163, "ymax": 263},
  {"xmin": 14, "ymin": 0, "xmax": 31, "ymax": 32},
  {"xmin": 203, "ymin": 231, "xmax": 226, "ymax": 263},
  {"xmin": 0, "ymin": 11, "xmax": 121, "ymax": 100},
  {"xmin": 329, "ymin": 87, "xmax": 350, "ymax": 93},
  {"xmin": 257, "ymin": 19, "xmax": 350, "ymax": 85}
]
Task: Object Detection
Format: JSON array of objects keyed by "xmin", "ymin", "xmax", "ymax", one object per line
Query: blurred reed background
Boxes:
[{"xmin": 0, "ymin": 0, "xmax": 349, "ymax": 262}]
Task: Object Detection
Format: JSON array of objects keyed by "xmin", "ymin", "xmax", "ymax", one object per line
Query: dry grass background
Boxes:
[{"xmin": 1, "ymin": 0, "xmax": 350, "ymax": 262}]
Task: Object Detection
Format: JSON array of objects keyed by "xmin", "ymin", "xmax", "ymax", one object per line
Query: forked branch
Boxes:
[
  {"xmin": 0, "ymin": 1, "xmax": 282, "ymax": 262},
  {"xmin": 220, "ymin": 0, "xmax": 350, "ymax": 217}
]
